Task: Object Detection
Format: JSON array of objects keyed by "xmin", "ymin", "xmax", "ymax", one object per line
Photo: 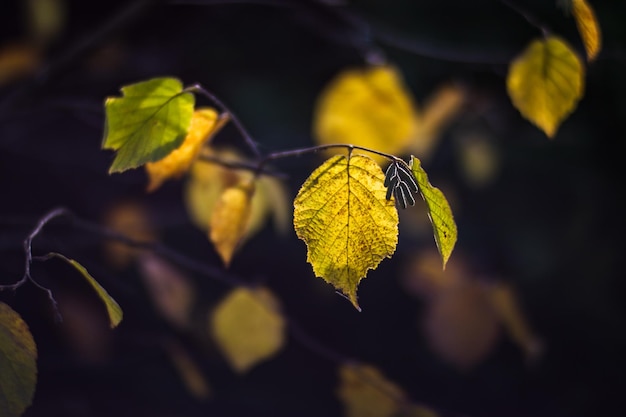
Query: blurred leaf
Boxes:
[
  {"xmin": 456, "ymin": 131, "xmax": 499, "ymax": 187},
  {"xmin": 488, "ymin": 283, "xmax": 543, "ymax": 361},
  {"xmin": 0, "ymin": 303, "xmax": 37, "ymax": 417},
  {"xmin": 145, "ymin": 108, "xmax": 228, "ymax": 192},
  {"xmin": 102, "ymin": 200, "xmax": 156, "ymax": 269},
  {"xmin": 409, "ymin": 83, "xmax": 466, "ymax": 160},
  {"xmin": 209, "ymin": 178, "xmax": 255, "ymax": 266},
  {"xmin": 102, "ymin": 77, "xmax": 195, "ymax": 173},
  {"xmin": 313, "ymin": 65, "xmax": 418, "ymax": 164},
  {"xmin": 572, "ymin": 0, "xmax": 602, "ymax": 61},
  {"xmin": 165, "ymin": 340, "xmax": 211, "ymax": 400},
  {"xmin": 138, "ymin": 254, "xmax": 195, "ymax": 330},
  {"xmin": 410, "ymin": 156, "xmax": 457, "ymax": 268},
  {"xmin": 506, "ymin": 37, "xmax": 584, "ymax": 137},
  {"xmin": 423, "ymin": 280, "xmax": 500, "ymax": 370},
  {"xmin": 47, "ymin": 253, "xmax": 123, "ymax": 328},
  {"xmin": 337, "ymin": 363, "xmax": 406, "ymax": 417},
  {"xmin": 0, "ymin": 43, "xmax": 40, "ymax": 87},
  {"xmin": 26, "ymin": 0, "xmax": 65, "ymax": 46},
  {"xmin": 293, "ymin": 155, "xmax": 399, "ymax": 310},
  {"xmin": 210, "ymin": 287, "xmax": 285, "ymax": 373},
  {"xmin": 402, "ymin": 249, "xmax": 465, "ymax": 298},
  {"xmin": 185, "ymin": 149, "xmax": 289, "ymax": 240}
]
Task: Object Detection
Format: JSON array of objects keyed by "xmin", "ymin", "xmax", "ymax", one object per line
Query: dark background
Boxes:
[{"xmin": 1, "ymin": 1, "xmax": 625, "ymax": 416}]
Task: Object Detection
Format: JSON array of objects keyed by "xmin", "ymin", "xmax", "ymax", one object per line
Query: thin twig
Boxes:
[
  {"xmin": 499, "ymin": 0, "xmax": 551, "ymax": 36},
  {"xmin": 187, "ymin": 85, "xmax": 262, "ymax": 159},
  {"xmin": 197, "ymin": 150, "xmax": 288, "ymax": 179},
  {"xmin": 0, "ymin": 207, "xmax": 70, "ymax": 322}
]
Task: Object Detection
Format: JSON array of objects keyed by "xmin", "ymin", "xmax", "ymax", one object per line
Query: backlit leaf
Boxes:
[
  {"xmin": 293, "ymin": 154, "xmax": 399, "ymax": 310},
  {"xmin": 102, "ymin": 77, "xmax": 195, "ymax": 173},
  {"xmin": 0, "ymin": 303, "xmax": 37, "ymax": 417},
  {"xmin": 209, "ymin": 178, "xmax": 255, "ymax": 266},
  {"xmin": 47, "ymin": 253, "xmax": 123, "ymax": 328},
  {"xmin": 506, "ymin": 37, "xmax": 584, "ymax": 137},
  {"xmin": 210, "ymin": 287, "xmax": 285, "ymax": 373},
  {"xmin": 145, "ymin": 108, "xmax": 228, "ymax": 192},
  {"xmin": 313, "ymin": 65, "xmax": 418, "ymax": 164},
  {"xmin": 184, "ymin": 149, "xmax": 289, "ymax": 240},
  {"xmin": 572, "ymin": 0, "xmax": 602, "ymax": 61},
  {"xmin": 337, "ymin": 363, "xmax": 406, "ymax": 417},
  {"xmin": 410, "ymin": 156, "xmax": 457, "ymax": 268}
]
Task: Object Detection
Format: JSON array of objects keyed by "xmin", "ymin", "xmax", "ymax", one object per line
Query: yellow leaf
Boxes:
[
  {"xmin": 506, "ymin": 36, "xmax": 585, "ymax": 138},
  {"xmin": 145, "ymin": 108, "xmax": 227, "ymax": 192},
  {"xmin": 210, "ymin": 287, "xmax": 285, "ymax": 373},
  {"xmin": 48, "ymin": 253, "xmax": 123, "ymax": 328},
  {"xmin": 138, "ymin": 254, "xmax": 195, "ymax": 330},
  {"xmin": 184, "ymin": 149, "xmax": 289, "ymax": 239},
  {"xmin": 337, "ymin": 364, "xmax": 406, "ymax": 417},
  {"xmin": 165, "ymin": 340, "xmax": 211, "ymax": 400},
  {"xmin": 209, "ymin": 179, "xmax": 255, "ymax": 266},
  {"xmin": 572, "ymin": 0, "xmax": 602, "ymax": 62},
  {"xmin": 410, "ymin": 156, "xmax": 457, "ymax": 268},
  {"xmin": 313, "ymin": 65, "xmax": 419, "ymax": 164},
  {"xmin": 293, "ymin": 154, "xmax": 399, "ymax": 310}
]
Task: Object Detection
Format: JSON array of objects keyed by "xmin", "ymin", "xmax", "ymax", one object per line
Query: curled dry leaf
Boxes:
[
  {"xmin": 209, "ymin": 178, "xmax": 255, "ymax": 266},
  {"xmin": 145, "ymin": 108, "xmax": 228, "ymax": 192},
  {"xmin": 571, "ymin": 0, "xmax": 602, "ymax": 62},
  {"xmin": 314, "ymin": 65, "xmax": 419, "ymax": 164},
  {"xmin": 209, "ymin": 287, "xmax": 286, "ymax": 373},
  {"xmin": 138, "ymin": 253, "xmax": 195, "ymax": 330},
  {"xmin": 185, "ymin": 148, "xmax": 291, "ymax": 243}
]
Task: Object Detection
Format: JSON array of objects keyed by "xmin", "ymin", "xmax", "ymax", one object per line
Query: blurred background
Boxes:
[{"xmin": 1, "ymin": 0, "xmax": 625, "ymax": 416}]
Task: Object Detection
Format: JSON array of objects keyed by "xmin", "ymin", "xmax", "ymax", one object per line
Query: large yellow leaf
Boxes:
[
  {"xmin": 293, "ymin": 154, "xmax": 399, "ymax": 310},
  {"xmin": 209, "ymin": 178, "xmax": 255, "ymax": 266},
  {"xmin": 337, "ymin": 364, "xmax": 412, "ymax": 417},
  {"xmin": 410, "ymin": 156, "xmax": 457, "ymax": 268},
  {"xmin": 313, "ymin": 65, "xmax": 418, "ymax": 164},
  {"xmin": 0, "ymin": 303, "xmax": 37, "ymax": 417},
  {"xmin": 572, "ymin": 0, "xmax": 602, "ymax": 62},
  {"xmin": 209, "ymin": 287, "xmax": 285, "ymax": 373},
  {"xmin": 506, "ymin": 37, "xmax": 584, "ymax": 138},
  {"xmin": 145, "ymin": 108, "xmax": 228, "ymax": 192}
]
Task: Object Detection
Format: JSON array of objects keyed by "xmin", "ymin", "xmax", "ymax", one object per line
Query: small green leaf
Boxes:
[
  {"xmin": 102, "ymin": 77, "xmax": 195, "ymax": 173},
  {"xmin": 0, "ymin": 302, "xmax": 37, "ymax": 417},
  {"xmin": 410, "ymin": 156, "xmax": 457, "ymax": 268},
  {"xmin": 48, "ymin": 253, "xmax": 123, "ymax": 328}
]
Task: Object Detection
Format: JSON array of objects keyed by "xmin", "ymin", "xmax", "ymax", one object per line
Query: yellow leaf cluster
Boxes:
[
  {"xmin": 184, "ymin": 149, "xmax": 291, "ymax": 262},
  {"xmin": 572, "ymin": 0, "xmax": 602, "ymax": 62},
  {"xmin": 507, "ymin": 36, "xmax": 584, "ymax": 138},
  {"xmin": 293, "ymin": 154, "xmax": 399, "ymax": 310},
  {"xmin": 209, "ymin": 287, "xmax": 285, "ymax": 373},
  {"xmin": 145, "ymin": 108, "xmax": 227, "ymax": 192},
  {"xmin": 313, "ymin": 65, "xmax": 419, "ymax": 164}
]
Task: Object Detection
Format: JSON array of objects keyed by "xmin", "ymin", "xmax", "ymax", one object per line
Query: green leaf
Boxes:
[
  {"xmin": 293, "ymin": 154, "xmax": 399, "ymax": 310},
  {"xmin": 0, "ymin": 302, "xmax": 37, "ymax": 417},
  {"xmin": 102, "ymin": 77, "xmax": 195, "ymax": 173},
  {"xmin": 48, "ymin": 253, "xmax": 123, "ymax": 328},
  {"xmin": 410, "ymin": 156, "xmax": 457, "ymax": 268}
]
